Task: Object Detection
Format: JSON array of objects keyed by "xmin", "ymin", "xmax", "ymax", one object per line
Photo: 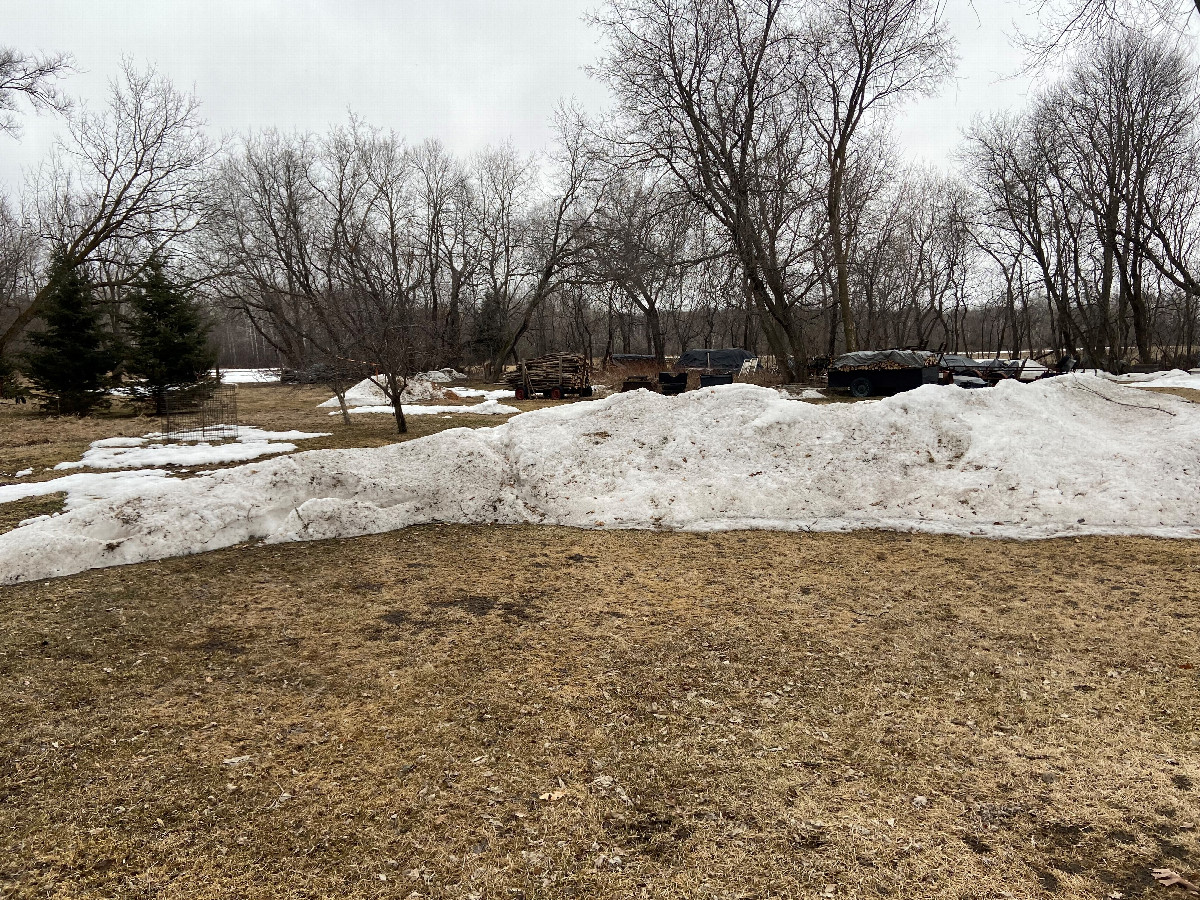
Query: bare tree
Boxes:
[
  {"xmin": 0, "ymin": 198, "xmax": 38, "ymax": 343},
  {"xmin": 207, "ymin": 130, "xmax": 326, "ymax": 367},
  {"xmin": 804, "ymin": 0, "xmax": 955, "ymax": 352},
  {"xmin": 587, "ymin": 173, "xmax": 697, "ymax": 364},
  {"xmin": 0, "ymin": 62, "xmax": 214, "ymax": 355},
  {"xmin": 1019, "ymin": 0, "xmax": 1198, "ymax": 65},
  {"xmin": 0, "ymin": 47, "xmax": 73, "ymax": 137},
  {"xmin": 477, "ymin": 120, "xmax": 608, "ymax": 377},
  {"xmin": 592, "ymin": 0, "xmax": 828, "ymax": 379}
]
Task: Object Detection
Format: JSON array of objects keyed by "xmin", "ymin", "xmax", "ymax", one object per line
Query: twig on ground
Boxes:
[{"xmin": 1153, "ymin": 868, "xmax": 1200, "ymax": 895}]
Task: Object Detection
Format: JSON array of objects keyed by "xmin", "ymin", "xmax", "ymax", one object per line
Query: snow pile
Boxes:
[
  {"xmin": 318, "ymin": 377, "xmax": 446, "ymax": 408},
  {"xmin": 334, "ymin": 400, "xmax": 519, "ymax": 417},
  {"xmin": 418, "ymin": 368, "xmax": 468, "ymax": 383},
  {"xmin": 2, "ymin": 375, "xmax": 1199, "ymax": 584},
  {"xmin": 319, "ymin": 376, "xmax": 515, "ymax": 413},
  {"xmin": 52, "ymin": 428, "xmax": 331, "ymax": 471}
]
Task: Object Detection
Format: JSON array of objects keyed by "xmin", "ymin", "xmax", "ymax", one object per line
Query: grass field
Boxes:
[{"xmin": 1, "ymin": 383, "xmax": 1198, "ymax": 899}]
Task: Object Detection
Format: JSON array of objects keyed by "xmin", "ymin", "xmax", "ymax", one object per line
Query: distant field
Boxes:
[{"xmin": 1, "ymin": 526, "xmax": 1197, "ymax": 899}]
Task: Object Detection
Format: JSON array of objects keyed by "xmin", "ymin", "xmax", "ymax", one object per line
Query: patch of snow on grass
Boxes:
[
  {"xmin": 1130, "ymin": 371, "xmax": 1200, "ymax": 390},
  {"xmin": 334, "ymin": 400, "xmax": 519, "ymax": 417},
  {"xmin": 54, "ymin": 441, "xmax": 300, "ymax": 471},
  {"xmin": 2, "ymin": 375, "xmax": 1199, "ymax": 584},
  {"xmin": 445, "ymin": 387, "xmax": 516, "ymax": 400},
  {"xmin": 50, "ymin": 427, "xmax": 331, "ymax": 471},
  {"xmin": 0, "ymin": 469, "xmax": 176, "ymax": 508},
  {"xmin": 215, "ymin": 368, "xmax": 279, "ymax": 384}
]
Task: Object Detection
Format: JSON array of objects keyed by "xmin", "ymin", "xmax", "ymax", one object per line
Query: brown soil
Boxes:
[{"xmin": 2, "ymin": 527, "xmax": 1197, "ymax": 899}]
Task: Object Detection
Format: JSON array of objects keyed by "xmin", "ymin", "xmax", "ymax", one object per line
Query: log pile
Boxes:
[{"xmin": 503, "ymin": 353, "xmax": 590, "ymax": 392}]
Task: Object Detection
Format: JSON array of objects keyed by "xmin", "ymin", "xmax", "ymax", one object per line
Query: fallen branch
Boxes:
[
  {"xmin": 1153, "ymin": 868, "xmax": 1200, "ymax": 896},
  {"xmin": 1073, "ymin": 381, "xmax": 1177, "ymax": 416}
]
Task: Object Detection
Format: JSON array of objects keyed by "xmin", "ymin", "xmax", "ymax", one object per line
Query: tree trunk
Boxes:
[
  {"xmin": 828, "ymin": 161, "xmax": 858, "ymax": 353},
  {"xmin": 645, "ymin": 304, "xmax": 666, "ymax": 366}
]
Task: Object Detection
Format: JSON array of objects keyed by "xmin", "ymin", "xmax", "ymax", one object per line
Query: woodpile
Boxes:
[{"xmin": 503, "ymin": 352, "xmax": 590, "ymax": 394}]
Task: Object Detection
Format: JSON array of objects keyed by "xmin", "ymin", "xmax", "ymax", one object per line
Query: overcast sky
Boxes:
[{"xmin": 2, "ymin": 0, "xmax": 1039, "ymax": 193}]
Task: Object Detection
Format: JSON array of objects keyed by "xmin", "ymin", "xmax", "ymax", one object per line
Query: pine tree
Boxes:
[
  {"xmin": 123, "ymin": 257, "xmax": 215, "ymax": 414},
  {"xmin": 24, "ymin": 254, "xmax": 115, "ymax": 416}
]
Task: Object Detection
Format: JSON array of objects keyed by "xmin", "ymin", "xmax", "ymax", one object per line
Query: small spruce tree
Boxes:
[
  {"xmin": 25, "ymin": 254, "xmax": 115, "ymax": 416},
  {"xmin": 123, "ymin": 257, "xmax": 216, "ymax": 414}
]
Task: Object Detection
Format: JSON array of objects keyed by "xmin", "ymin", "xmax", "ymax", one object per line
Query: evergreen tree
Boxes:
[
  {"xmin": 24, "ymin": 254, "xmax": 114, "ymax": 416},
  {"xmin": 123, "ymin": 257, "xmax": 215, "ymax": 414}
]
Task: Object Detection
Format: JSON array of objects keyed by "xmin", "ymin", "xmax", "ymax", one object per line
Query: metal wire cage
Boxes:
[{"xmin": 160, "ymin": 383, "xmax": 238, "ymax": 441}]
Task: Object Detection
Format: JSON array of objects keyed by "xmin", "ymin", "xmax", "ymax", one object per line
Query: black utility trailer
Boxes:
[{"xmin": 828, "ymin": 350, "xmax": 940, "ymax": 398}]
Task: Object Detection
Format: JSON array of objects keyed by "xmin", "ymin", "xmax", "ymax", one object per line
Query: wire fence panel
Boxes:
[{"xmin": 161, "ymin": 384, "xmax": 238, "ymax": 441}]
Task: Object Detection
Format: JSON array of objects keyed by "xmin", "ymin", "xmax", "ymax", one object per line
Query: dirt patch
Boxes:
[{"xmin": 1, "ymin": 527, "xmax": 1197, "ymax": 898}]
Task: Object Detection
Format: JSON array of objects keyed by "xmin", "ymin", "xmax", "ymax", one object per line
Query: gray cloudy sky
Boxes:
[{"xmin": 2, "ymin": 0, "xmax": 1036, "ymax": 192}]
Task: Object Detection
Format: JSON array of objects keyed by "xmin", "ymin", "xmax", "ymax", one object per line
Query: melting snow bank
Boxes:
[{"xmin": 2, "ymin": 375, "xmax": 1199, "ymax": 584}]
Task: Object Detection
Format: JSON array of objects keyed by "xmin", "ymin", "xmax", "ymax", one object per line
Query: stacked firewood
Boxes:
[{"xmin": 503, "ymin": 353, "xmax": 590, "ymax": 390}]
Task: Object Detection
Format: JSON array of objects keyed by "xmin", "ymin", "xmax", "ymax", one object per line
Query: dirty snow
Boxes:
[
  {"xmin": 13, "ymin": 468, "xmax": 33, "ymax": 478},
  {"xmin": 2, "ymin": 375, "xmax": 1199, "ymax": 584},
  {"xmin": 334, "ymin": 400, "xmax": 519, "ymax": 417}
]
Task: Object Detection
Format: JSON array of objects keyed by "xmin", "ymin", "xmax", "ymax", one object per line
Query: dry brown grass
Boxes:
[
  {"xmin": 1141, "ymin": 386, "xmax": 1200, "ymax": 404},
  {"xmin": 0, "ymin": 493, "xmax": 66, "ymax": 533},
  {"xmin": 2, "ymin": 527, "xmax": 1197, "ymax": 899}
]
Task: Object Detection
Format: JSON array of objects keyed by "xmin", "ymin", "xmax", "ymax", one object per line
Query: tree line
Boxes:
[{"xmin": 2, "ymin": 0, "xmax": 1199, "ymax": 420}]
